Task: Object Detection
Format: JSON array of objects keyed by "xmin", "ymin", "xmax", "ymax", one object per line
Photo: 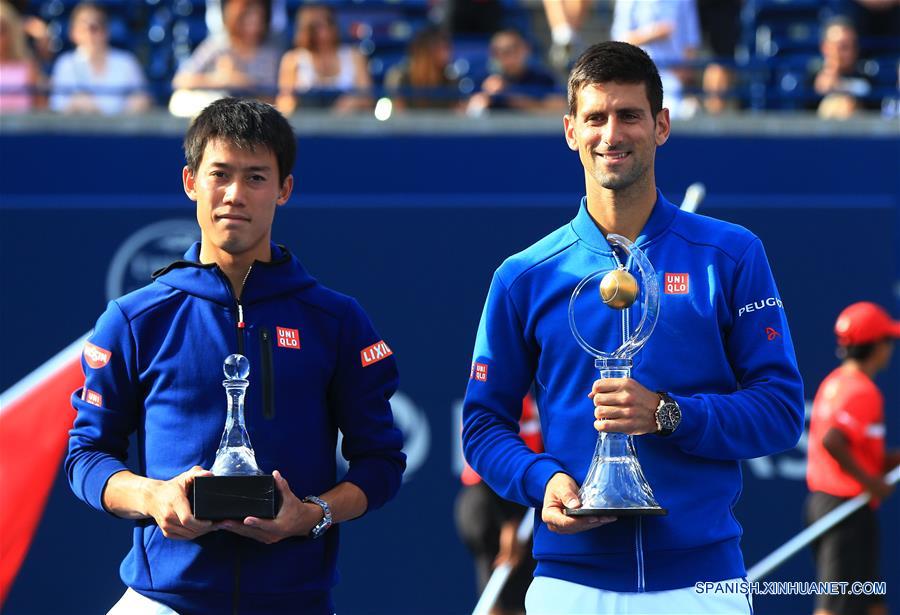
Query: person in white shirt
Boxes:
[
  {"xmin": 611, "ymin": 0, "xmax": 700, "ymax": 118},
  {"xmin": 49, "ymin": 2, "xmax": 150, "ymax": 115},
  {"xmin": 276, "ymin": 4, "xmax": 371, "ymax": 114}
]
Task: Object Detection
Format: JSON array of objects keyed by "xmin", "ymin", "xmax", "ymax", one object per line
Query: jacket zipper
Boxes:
[
  {"xmin": 233, "ymin": 266, "xmax": 253, "ymax": 355},
  {"xmin": 635, "ymin": 516, "xmax": 646, "ymax": 592},
  {"xmin": 232, "ymin": 266, "xmax": 253, "ymax": 614},
  {"xmin": 259, "ymin": 327, "xmax": 275, "ymax": 419}
]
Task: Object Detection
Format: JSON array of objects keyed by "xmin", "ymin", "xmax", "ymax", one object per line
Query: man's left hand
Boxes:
[
  {"xmin": 589, "ymin": 378, "xmax": 659, "ymax": 435},
  {"xmin": 219, "ymin": 470, "xmax": 324, "ymax": 544}
]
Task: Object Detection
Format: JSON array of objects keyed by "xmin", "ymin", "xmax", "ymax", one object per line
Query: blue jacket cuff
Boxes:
[
  {"xmin": 668, "ymin": 394, "xmax": 707, "ymax": 453},
  {"xmin": 522, "ymin": 456, "xmax": 567, "ymax": 508},
  {"xmin": 341, "ymin": 458, "xmax": 403, "ymax": 513}
]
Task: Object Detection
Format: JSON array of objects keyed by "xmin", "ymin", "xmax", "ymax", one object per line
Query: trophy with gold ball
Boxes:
[{"xmin": 565, "ymin": 234, "xmax": 666, "ymax": 516}]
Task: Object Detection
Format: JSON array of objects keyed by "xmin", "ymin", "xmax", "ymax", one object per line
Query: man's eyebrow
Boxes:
[
  {"xmin": 208, "ymin": 162, "xmax": 273, "ymax": 172},
  {"xmin": 582, "ymin": 106, "xmax": 646, "ymax": 117},
  {"xmin": 615, "ymin": 107, "xmax": 646, "ymax": 115}
]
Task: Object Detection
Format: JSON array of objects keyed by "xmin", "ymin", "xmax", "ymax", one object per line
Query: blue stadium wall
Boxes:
[{"xmin": 1, "ymin": 126, "xmax": 898, "ymax": 615}]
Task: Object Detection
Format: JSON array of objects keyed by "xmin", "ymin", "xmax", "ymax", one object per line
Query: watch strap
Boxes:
[{"xmin": 302, "ymin": 495, "xmax": 332, "ymax": 538}]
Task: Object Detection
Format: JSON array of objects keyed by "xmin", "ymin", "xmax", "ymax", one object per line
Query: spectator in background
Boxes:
[
  {"xmin": 276, "ymin": 4, "xmax": 372, "ymax": 115},
  {"xmin": 204, "ymin": 0, "xmax": 288, "ymax": 45},
  {"xmin": 806, "ymin": 302, "xmax": 900, "ymax": 615},
  {"xmin": 611, "ymin": 0, "xmax": 701, "ymax": 118},
  {"xmin": 808, "ymin": 17, "xmax": 875, "ymax": 119},
  {"xmin": 8, "ymin": 0, "xmax": 52, "ymax": 66},
  {"xmin": 700, "ymin": 62, "xmax": 738, "ymax": 115},
  {"xmin": 170, "ymin": 0, "xmax": 280, "ymax": 117},
  {"xmin": 49, "ymin": 2, "xmax": 150, "ymax": 115},
  {"xmin": 542, "ymin": 0, "xmax": 591, "ymax": 70},
  {"xmin": 467, "ymin": 28, "xmax": 565, "ymax": 115},
  {"xmin": 696, "ymin": 0, "xmax": 741, "ymax": 115},
  {"xmin": 386, "ymin": 26, "xmax": 462, "ymax": 112},
  {"xmin": 0, "ymin": 1, "xmax": 45, "ymax": 112}
]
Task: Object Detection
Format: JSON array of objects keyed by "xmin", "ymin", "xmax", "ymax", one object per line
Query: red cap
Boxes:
[{"xmin": 834, "ymin": 302, "xmax": 900, "ymax": 346}]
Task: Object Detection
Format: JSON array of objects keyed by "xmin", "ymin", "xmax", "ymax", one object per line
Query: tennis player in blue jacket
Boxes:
[
  {"xmin": 462, "ymin": 42, "xmax": 804, "ymax": 614},
  {"xmin": 67, "ymin": 98, "xmax": 405, "ymax": 615}
]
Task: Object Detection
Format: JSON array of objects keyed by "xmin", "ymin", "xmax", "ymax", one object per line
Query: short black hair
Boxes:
[
  {"xmin": 837, "ymin": 342, "xmax": 877, "ymax": 361},
  {"xmin": 567, "ymin": 41, "xmax": 663, "ymax": 117},
  {"xmin": 183, "ymin": 98, "xmax": 296, "ymax": 184}
]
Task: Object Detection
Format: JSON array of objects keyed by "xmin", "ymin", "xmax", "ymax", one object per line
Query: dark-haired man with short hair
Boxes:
[
  {"xmin": 462, "ymin": 41, "xmax": 804, "ymax": 613},
  {"xmin": 807, "ymin": 302, "xmax": 900, "ymax": 615},
  {"xmin": 67, "ymin": 98, "xmax": 405, "ymax": 615}
]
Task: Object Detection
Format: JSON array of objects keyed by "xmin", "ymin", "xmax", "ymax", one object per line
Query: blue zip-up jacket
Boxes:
[
  {"xmin": 462, "ymin": 192, "xmax": 804, "ymax": 592},
  {"xmin": 67, "ymin": 243, "xmax": 406, "ymax": 615}
]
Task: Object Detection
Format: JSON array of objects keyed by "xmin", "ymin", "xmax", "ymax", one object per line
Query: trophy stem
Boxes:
[{"xmin": 595, "ymin": 357, "xmax": 631, "ymax": 379}]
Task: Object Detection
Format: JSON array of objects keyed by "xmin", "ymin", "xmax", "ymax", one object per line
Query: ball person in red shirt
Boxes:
[{"xmin": 806, "ymin": 302, "xmax": 900, "ymax": 615}]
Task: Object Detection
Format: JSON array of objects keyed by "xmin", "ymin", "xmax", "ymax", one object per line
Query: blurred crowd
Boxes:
[{"xmin": 1, "ymin": 0, "xmax": 898, "ymax": 120}]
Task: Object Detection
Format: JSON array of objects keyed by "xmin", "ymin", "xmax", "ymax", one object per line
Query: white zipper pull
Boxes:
[{"xmin": 237, "ymin": 304, "xmax": 245, "ymax": 329}]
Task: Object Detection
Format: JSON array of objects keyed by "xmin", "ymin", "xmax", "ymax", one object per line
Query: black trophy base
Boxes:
[
  {"xmin": 192, "ymin": 475, "xmax": 278, "ymax": 521},
  {"xmin": 564, "ymin": 507, "xmax": 668, "ymax": 517}
]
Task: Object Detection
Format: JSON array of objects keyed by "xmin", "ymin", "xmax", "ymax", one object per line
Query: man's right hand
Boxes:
[
  {"xmin": 541, "ymin": 473, "xmax": 616, "ymax": 534},
  {"xmin": 145, "ymin": 466, "xmax": 216, "ymax": 540}
]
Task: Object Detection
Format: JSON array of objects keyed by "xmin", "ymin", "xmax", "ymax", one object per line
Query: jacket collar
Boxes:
[
  {"xmin": 153, "ymin": 242, "xmax": 316, "ymax": 306},
  {"xmin": 570, "ymin": 188, "xmax": 678, "ymax": 254}
]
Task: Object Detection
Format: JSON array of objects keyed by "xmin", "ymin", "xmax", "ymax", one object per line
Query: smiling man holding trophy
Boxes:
[{"xmin": 462, "ymin": 42, "xmax": 804, "ymax": 614}]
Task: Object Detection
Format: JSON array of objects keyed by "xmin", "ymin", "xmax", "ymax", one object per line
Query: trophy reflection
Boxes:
[
  {"xmin": 565, "ymin": 234, "xmax": 666, "ymax": 517},
  {"xmin": 192, "ymin": 354, "xmax": 278, "ymax": 520}
]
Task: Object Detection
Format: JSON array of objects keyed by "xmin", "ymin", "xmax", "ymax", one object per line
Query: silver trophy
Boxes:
[
  {"xmin": 192, "ymin": 354, "xmax": 277, "ymax": 520},
  {"xmin": 565, "ymin": 234, "xmax": 666, "ymax": 516}
]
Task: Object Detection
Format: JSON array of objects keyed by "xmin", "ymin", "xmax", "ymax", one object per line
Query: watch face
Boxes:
[
  {"xmin": 664, "ymin": 403, "xmax": 681, "ymax": 430},
  {"xmin": 658, "ymin": 402, "xmax": 678, "ymax": 430}
]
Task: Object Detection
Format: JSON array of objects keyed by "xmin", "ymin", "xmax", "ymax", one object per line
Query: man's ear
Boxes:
[
  {"xmin": 655, "ymin": 108, "xmax": 671, "ymax": 146},
  {"xmin": 276, "ymin": 174, "xmax": 294, "ymax": 206},
  {"xmin": 563, "ymin": 114, "xmax": 578, "ymax": 152},
  {"xmin": 183, "ymin": 166, "xmax": 197, "ymax": 201}
]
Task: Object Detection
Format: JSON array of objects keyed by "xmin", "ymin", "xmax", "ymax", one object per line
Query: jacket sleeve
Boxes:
[
  {"xmin": 668, "ymin": 238, "xmax": 805, "ymax": 460},
  {"xmin": 329, "ymin": 299, "xmax": 406, "ymax": 512},
  {"xmin": 65, "ymin": 301, "xmax": 140, "ymax": 514},
  {"xmin": 462, "ymin": 272, "xmax": 565, "ymax": 508}
]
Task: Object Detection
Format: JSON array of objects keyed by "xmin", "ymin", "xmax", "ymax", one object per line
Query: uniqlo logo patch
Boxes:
[
  {"xmin": 361, "ymin": 340, "xmax": 393, "ymax": 366},
  {"xmin": 471, "ymin": 362, "xmax": 488, "ymax": 382},
  {"xmin": 83, "ymin": 388, "xmax": 103, "ymax": 407},
  {"xmin": 664, "ymin": 273, "xmax": 690, "ymax": 295},
  {"xmin": 83, "ymin": 342, "xmax": 111, "ymax": 368},
  {"xmin": 276, "ymin": 327, "xmax": 300, "ymax": 349}
]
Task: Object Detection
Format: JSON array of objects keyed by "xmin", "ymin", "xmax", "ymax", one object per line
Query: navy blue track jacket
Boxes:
[{"xmin": 67, "ymin": 242, "xmax": 406, "ymax": 614}]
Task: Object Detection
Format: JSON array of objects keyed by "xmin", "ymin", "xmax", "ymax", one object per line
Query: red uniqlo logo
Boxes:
[
  {"xmin": 664, "ymin": 273, "xmax": 690, "ymax": 294},
  {"xmin": 276, "ymin": 327, "xmax": 300, "ymax": 349},
  {"xmin": 472, "ymin": 363, "xmax": 488, "ymax": 382},
  {"xmin": 83, "ymin": 389, "xmax": 103, "ymax": 407}
]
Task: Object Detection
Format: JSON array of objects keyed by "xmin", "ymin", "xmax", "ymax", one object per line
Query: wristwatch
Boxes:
[
  {"xmin": 655, "ymin": 392, "xmax": 682, "ymax": 436},
  {"xmin": 302, "ymin": 496, "xmax": 333, "ymax": 539}
]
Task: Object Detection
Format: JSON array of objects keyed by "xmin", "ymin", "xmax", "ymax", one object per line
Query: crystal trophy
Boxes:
[
  {"xmin": 192, "ymin": 354, "xmax": 278, "ymax": 520},
  {"xmin": 564, "ymin": 234, "xmax": 666, "ymax": 517}
]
